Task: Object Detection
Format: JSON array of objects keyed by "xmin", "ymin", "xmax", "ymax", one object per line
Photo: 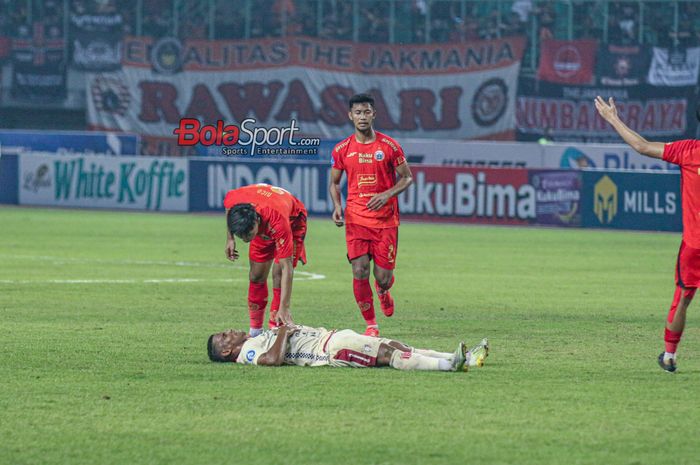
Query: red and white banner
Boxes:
[
  {"xmin": 87, "ymin": 36, "xmax": 525, "ymax": 154},
  {"xmin": 537, "ymin": 39, "xmax": 597, "ymax": 85}
]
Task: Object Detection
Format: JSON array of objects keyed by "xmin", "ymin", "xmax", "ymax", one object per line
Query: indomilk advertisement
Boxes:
[{"xmin": 87, "ymin": 36, "xmax": 525, "ymax": 155}]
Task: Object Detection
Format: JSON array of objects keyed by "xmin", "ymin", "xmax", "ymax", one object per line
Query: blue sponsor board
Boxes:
[
  {"xmin": 0, "ymin": 130, "xmax": 139, "ymax": 155},
  {"xmin": 581, "ymin": 170, "xmax": 681, "ymax": 232},
  {"xmin": 0, "ymin": 154, "xmax": 19, "ymax": 204},
  {"xmin": 189, "ymin": 158, "xmax": 345, "ymax": 214}
]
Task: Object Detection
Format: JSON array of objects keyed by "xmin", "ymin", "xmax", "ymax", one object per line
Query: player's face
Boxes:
[
  {"xmin": 213, "ymin": 329, "xmax": 248, "ymax": 358},
  {"xmin": 349, "ymin": 103, "xmax": 375, "ymax": 131}
]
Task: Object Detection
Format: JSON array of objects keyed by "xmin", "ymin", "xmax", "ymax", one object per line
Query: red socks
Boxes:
[
  {"xmin": 664, "ymin": 328, "xmax": 682, "ymax": 353},
  {"xmin": 269, "ymin": 288, "xmax": 281, "ymax": 328},
  {"xmin": 248, "ymin": 281, "xmax": 268, "ymax": 330},
  {"xmin": 353, "ymin": 278, "xmax": 376, "ymax": 326}
]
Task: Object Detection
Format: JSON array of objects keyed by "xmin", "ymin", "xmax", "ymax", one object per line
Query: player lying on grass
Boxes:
[{"xmin": 207, "ymin": 325, "xmax": 488, "ymax": 372}]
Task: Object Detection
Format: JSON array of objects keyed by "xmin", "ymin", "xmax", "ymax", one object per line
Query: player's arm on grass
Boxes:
[
  {"xmin": 329, "ymin": 168, "xmax": 344, "ymax": 226},
  {"xmin": 224, "ymin": 208, "xmax": 239, "ymax": 261},
  {"xmin": 367, "ymin": 161, "xmax": 414, "ymax": 211},
  {"xmin": 594, "ymin": 96, "xmax": 665, "ymax": 159},
  {"xmin": 256, "ymin": 325, "xmax": 298, "ymax": 366}
]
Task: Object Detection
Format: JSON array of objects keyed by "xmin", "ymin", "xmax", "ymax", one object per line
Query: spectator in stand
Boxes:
[
  {"xmin": 609, "ymin": 3, "xmax": 638, "ymax": 45},
  {"xmin": 536, "ymin": 2, "xmax": 555, "ymax": 41}
]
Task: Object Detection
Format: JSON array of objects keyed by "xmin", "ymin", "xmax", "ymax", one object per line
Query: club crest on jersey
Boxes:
[
  {"xmin": 374, "ymin": 150, "xmax": 385, "ymax": 161},
  {"xmin": 246, "ymin": 350, "xmax": 256, "ymax": 362}
]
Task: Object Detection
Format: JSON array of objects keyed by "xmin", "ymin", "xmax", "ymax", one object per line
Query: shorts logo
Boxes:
[
  {"xmin": 400, "ymin": 351, "xmax": 412, "ymax": 360},
  {"xmin": 358, "ymin": 174, "xmax": 377, "ymax": 187},
  {"xmin": 593, "ymin": 175, "xmax": 618, "ymax": 224},
  {"xmin": 374, "ymin": 150, "xmax": 385, "ymax": 161},
  {"xmin": 246, "ymin": 350, "xmax": 256, "ymax": 362},
  {"xmin": 363, "ymin": 344, "xmax": 372, "ymax": 353},
  {"xmin": 388, "ymin": 244, "xmax": 395, "ymax": 263}
]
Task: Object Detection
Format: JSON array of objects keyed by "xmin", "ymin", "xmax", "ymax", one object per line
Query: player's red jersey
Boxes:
[
  {"xmin": 223, "ymin": 184, "xmax": 307, "ymax": 260},
  {"xmin": 663, "ymin": 140, "xmax": 700, "ymax": 248},
  {"xmin": 331, "ymin": 131, "xmax": 406, "ymax": 228}
]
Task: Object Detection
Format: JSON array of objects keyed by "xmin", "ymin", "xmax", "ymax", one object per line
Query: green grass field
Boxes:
[{"xmin": 1, "ymin": 206, "xmax": 699, "ymax": 465}]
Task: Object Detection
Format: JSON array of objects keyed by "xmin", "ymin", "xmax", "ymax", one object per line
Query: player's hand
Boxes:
[
  {"xmin": 332, "ymin": 206, "xmax": 344, "ymax": 227},
  {"xmin": 225, "ymin": 239, "xmax": 239, "ymax": 261},
  {"xmin": 594, "ymin": 96, "xmax": 618, "ymax": 122},
  {"xmin": 367, "ymin": 192, "xmax": 390, "ymax": 211},
  {"xmin": 276, "ymin": 308, "xmax": 295, "ymax": 326}
]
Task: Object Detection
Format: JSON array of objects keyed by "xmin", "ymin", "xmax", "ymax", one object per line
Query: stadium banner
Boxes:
[
  {"xmin": 540, "ymin": 143, "xmax": 678, "ymax": 171},
  {"xmin": 537, "ymin": 39, "xmax": 598, "ymax": 85},
  {"xmin": 597, "ymin": 44, "xmax": 648, "ymax": 86},
  {"xmin": 87, "ymin": 36, "xmax": 526, "ymax": 155},
  {"xmin": 580, "ymin": 170, "xmax": 681, "ymax": 232},
  {"xmin": 17, "ymin": 153, "xmax": 188, "ymax": 211},
  {"xmin": 0, "ymin": 154, "xmax": 19, "ymax": 205},
  {"xmin": 189, "ymin": 159, "xmax": 341, "ymax": 213},
  {"xmin": 647, "ymin": 47, "xmax": 700, "ymax": 87},
  {"xmin": 530, "ymin": 170, "xmax": 581, "ymax": 227},
  {"xmin": 400, "ymin": 138, "xmax": 543, "ymax": 168},
  {"xmin": 516, "ymin": 78, "xmax": 698, "ymax": 143},
  {"xmin": 398, "ymin": 166, "xmax": 534, "ymax": 224},
  {"xmin": 0, "ymin": 129, "xmax": 139, "ymax": 156},
  {"xmin": 11, "ymin": 23, "xmax": 67, "ymax": 101},
  {"xmin": 70, "ymin": 12, "xmax": 123, "ymax": 71}
]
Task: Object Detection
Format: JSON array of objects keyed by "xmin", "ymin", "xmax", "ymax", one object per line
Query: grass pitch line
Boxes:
[
  {"xmin": 0, "ymin": 254, "xmax": 327, "ymax": 281},
  {"xmin": 0, "ymin": 278, "xmax": 247, "ymax": 284}
]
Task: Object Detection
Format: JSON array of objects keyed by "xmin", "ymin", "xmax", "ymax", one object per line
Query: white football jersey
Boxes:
[{"xmin": 236, "ymin": 326, "xmax": 332, "ymax": 367}]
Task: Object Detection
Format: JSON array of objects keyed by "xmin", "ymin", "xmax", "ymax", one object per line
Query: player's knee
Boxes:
[
  {"xmin": 376, "ymin": 275, "xmax": 392, "ymax": 290},
  {"xmin": 352, "ymin": 263, "xmax": 370, "ymax": 279},
  {"xmin": 249, "ymin": 270, "xmax": 267, "ymax": 283}
]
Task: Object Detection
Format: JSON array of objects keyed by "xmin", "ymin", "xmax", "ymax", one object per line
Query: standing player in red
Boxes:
[
  {"xmin": 224, "ymin": 184, "xmax": 307, "ymax": 336},
  {"xmin": 595, "ymin": 96, "xmax": 700, "ymax": 372},
  {"xmin": 329, "ymin": 93, "xmax": 413, "ymax": 337}
]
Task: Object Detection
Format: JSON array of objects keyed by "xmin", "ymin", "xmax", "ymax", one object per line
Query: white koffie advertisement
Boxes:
[{"xmin": 19, "ymin": 153, "xmax": 188, "ymax": 211}]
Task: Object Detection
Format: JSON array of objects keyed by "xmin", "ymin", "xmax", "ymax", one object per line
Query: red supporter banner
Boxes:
[
  {"xmin": 0, "ymin": 37, "xmax": 9, "ymax": 60},
  {"xmin": 398, "ymin": 166, "xmax": 533, "ymax": 225},
  {"xmin": 89, "ymin": 36, "xmax": 525, "ymax": 153},
  {"xmin": 537, "ymin": 39, "xmax": 597, "ymax": 85}
]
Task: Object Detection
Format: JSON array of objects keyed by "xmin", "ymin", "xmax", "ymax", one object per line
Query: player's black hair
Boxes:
[
  {"xmin": 227, "ymin": 203, "xmax": 258, "ymax": 238},
  {"xmin": 207, "ymin": 334, "xmax": 228, "ymax": 363},
  {"xmin": 349, "ymin": 93, "xmax": 375, "ymax": 110}
]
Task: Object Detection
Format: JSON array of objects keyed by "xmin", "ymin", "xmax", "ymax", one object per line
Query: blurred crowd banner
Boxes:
[
  {"xmin": 0, "ymin": 129, "xmax": 139, "ymax": 155},
  {"xmin": 11, "ymin": 23, "xmax": 66, "ymax": 101},
  {"xmin": 0, "ymin": 153, "xmax": 682, "ymax": 233},
  {"xmin": 86, "ymin": 36, "xmax": 525, "ymax": 154},
  {"xmin": 516, "ymin": 77, "xmax": 699, "ymax": 143},
  {"xmin": 70, "ymin": 10, "xmax": 123, "ymax": 71},
  {"xmin": 647, "ymin": 46, "xmax": 700, "ymax": 87},
  {"xmin": 537, "ymin": 39, "xmax": 598, "ymax": 85}
]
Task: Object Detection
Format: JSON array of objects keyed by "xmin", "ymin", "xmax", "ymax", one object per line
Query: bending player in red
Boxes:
[
  {"xmin": 329, "ymin": 93, "xmax": 413, "ymax": 337},
  {"xmin": 224, "ymin": 184, "xmax": 307, "ymax": 336},
  {"xmin": 596, "ymin": 96, "xmax": 699, "ymax": 372}
]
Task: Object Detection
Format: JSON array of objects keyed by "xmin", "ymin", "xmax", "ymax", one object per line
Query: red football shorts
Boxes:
[
  {"xmin": 345, "ymin": 223, "xmax": 398, "ymax": 270},
  {"xmin": 675, "ymin": 240, "xmax": 700, "ymax": 288},
  {"xmin": 249, "ymin": 216, "xmax": 307, "ymax": 267}
]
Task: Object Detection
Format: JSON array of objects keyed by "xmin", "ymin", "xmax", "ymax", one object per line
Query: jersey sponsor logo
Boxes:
[
  {"xmin": 359, "ymin": 153, "xmax": 374, "ymax": 164},
  {"xmin": 593, "ymin": 175, "xmax": 618, "ymax": 224},
  {"xmin": 380, "ymin": 137, "xmax": 398, "ymax": 151},
  {"xmin": 334, "ymin": 139, "xmax": 351, "ymax": 152},
  {"xmin": 246, "ymin": 350, "xmax": 256, "ymax": 362},
  {"xmin": 374, "ymin": 150, "xmax": 385, "ymax": 161},
  {"xmin": 358, "ymin": 174, "xmax": 377, "ymax": 187}
]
